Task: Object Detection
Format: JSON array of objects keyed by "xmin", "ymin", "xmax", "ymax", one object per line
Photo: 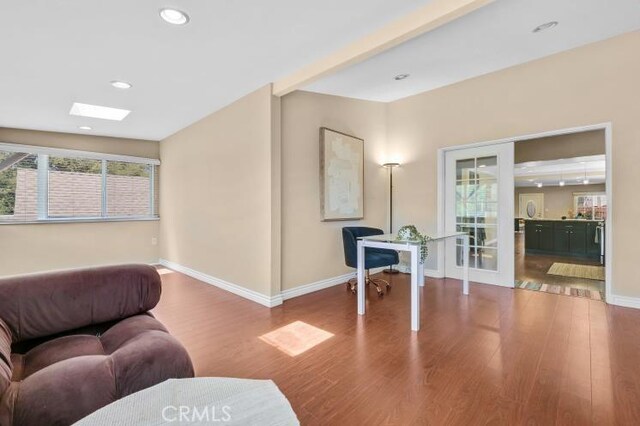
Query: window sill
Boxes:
[{"xmin": 0, "ymin": 216, "xmax": 160, "ymax": 225}]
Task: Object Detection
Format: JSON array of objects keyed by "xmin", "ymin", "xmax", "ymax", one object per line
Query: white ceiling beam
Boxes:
[{"xmin": 272, "ymin": 0, "xmax": 495, "ymax": 97}]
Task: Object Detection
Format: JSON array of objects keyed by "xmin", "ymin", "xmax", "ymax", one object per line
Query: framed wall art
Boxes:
[{"xmin": 319, "ymin": 127, "xmax": 364, "ymax": 221}]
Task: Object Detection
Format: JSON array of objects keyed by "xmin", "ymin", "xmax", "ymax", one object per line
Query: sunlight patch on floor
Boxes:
[{"xmin": 259, "ymin": 321, "xmax": 334, "ymax": 356}]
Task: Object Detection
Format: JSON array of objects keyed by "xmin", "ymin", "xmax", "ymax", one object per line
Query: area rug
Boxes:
[
  {"xmin": 515, "ymin": 280, "xmax": 604, "ymax": 301},
  {"xmin": 547, "ymin": 262, "xmax": 605, "ymax": 281}
]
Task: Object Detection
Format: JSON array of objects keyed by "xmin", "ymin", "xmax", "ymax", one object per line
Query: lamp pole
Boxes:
[{"xmin": 383, "ymin": 162, "xmax": 400, "ymax": 274}]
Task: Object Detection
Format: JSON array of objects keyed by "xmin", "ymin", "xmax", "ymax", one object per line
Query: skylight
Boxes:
[{"xmin": 69, "ymin": 102, "xmax": 131, "ymax": 121}]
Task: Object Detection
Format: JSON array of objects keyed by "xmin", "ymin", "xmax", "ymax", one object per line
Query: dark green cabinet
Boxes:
[
  {"xmin": 554, "ymin": 222, "xmax": 586, "ymax": 255},
  {"xmin": 525, "ymin": 222, "xmax": 553, "ymax": 251},
  {"xmin": 524, "ymin": 220, "xmax": 599, "ymax": 259}
]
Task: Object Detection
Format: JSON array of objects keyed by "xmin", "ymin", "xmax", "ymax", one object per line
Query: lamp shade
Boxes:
[{"xmin": 382, "ymin": 162, "xmax": 400, "ymax": 168}]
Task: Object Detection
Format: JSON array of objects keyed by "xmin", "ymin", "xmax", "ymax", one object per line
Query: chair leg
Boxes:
[
  {"xmin": 371, "ymin": 277, "xmax": 392, "ymax": 292},
  {"xmin": 366, "ymin": 270, "xmax": 384, "ymax": 297},
  {"xmin": 346, "ymin": 278, "xmax": 357, "ymax": 294}
]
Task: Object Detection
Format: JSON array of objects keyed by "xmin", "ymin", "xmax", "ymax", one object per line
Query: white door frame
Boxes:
[{"xmin": 436, "ymin": 122, "xmax": 613, "ymax": 303}]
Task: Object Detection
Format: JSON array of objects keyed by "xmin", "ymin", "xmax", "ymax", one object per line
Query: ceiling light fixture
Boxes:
[
  {"xmin": 537, "ymin": 182, "xmax": 543, "ymax": 188},
  {"xmin": 394, "ymin": 74, "xmax": 410, "ymax": 81},
  {"xmin": 559, "ymin": 167, "xmax": 565, "ymax": 186},
  {"xmin": 559, "ymin": 180, "xmax": 565, "ymax": 186},
  {"xmin": 69, "ymin": 102, "xmax": 131, "ymax": 121},
  {"xmin": 110, "ymin": 80, "xmax": 132, "ymax": 89},
  {"xmin": 78, "ymin": 126, "xmax": 92, "ymax": 131},
  {"xmin": 159, "ymin": 8, "xmax": 190, "ymax": 25},
  {"xmin": 533, "ymin": 21, "xmax": 558, "ymax": 33}
]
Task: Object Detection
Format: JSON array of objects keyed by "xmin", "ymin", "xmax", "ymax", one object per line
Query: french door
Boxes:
[{"xmin": 444, "ymin": 143, "xmax": 514, "ymax": 286}]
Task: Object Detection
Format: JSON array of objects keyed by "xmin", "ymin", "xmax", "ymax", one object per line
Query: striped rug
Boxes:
[{"xmin": 515, "ymin": 280, "xmax": 604, "ymax": 301}]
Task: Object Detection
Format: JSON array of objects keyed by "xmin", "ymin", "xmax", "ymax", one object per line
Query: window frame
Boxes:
[
  {"xmin": 0, "ymin": 142, "xmax": 160, "ymax": 224},
  {"xmin": 573, "ymin": 191, "xmax": 607, "ymax": 220}
]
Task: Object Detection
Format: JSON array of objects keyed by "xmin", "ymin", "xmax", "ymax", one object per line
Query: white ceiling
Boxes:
[
  {"xmin": 305, "ymin": 0, "xmax": 640, "ymax": 101},
  {"xmin": 0, "ymin": 0, "xmax": 430, "ymax": 141},
  {"xmin": 515, "ymin": 155, "xmax": 606, "ymax": 187}
]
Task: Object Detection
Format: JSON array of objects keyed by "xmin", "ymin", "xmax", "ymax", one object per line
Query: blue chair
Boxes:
[{"xmin": 342, "ymin": 227, "xmax": 400, "ymax": 296}]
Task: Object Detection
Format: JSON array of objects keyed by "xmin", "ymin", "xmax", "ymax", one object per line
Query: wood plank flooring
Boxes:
[
  {"xmin": 153, "ymin": 269, "xmax": 640, "ymax": 425},
  {"xmin": 515, "ymin": 233, "xmax": 605, "ymax": 293}
]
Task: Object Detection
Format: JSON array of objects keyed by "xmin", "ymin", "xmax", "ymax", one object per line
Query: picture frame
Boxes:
[{"xmin": 319, "ymin": 127, "xmax": 364, "ymax": 221}]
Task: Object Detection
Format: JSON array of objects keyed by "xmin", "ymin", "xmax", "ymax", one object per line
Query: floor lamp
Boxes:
[{"xmin": 383, "ymin": 162, "xmax": 400, "ymax": 274}]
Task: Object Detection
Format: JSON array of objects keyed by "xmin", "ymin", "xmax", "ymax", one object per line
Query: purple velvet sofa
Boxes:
[{"xmin": 0, "ymin": 264, "xmax": 194, "ymax": 426}]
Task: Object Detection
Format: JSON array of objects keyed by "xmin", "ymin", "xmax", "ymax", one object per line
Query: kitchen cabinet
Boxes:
[
  {"xmin": 525, "ymin": 221, "xmax": 553, "ymax": 251},
  {"xmin": 524, "ymin": 220, "xmax": 600, "ymax": 259}
]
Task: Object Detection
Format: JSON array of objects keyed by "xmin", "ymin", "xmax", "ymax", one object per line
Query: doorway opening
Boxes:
[
  {"xmin": 439, "ymin": 123, "xmax": 612, "ymax": 302},
  {"xmin": 514, "ymin": 129, "xmax": 606, "ymax": 301}
]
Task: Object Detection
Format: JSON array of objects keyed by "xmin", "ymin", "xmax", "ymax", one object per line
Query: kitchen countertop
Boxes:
[{"xmin": 517, "ymin": 218, "xmax": 603, "ymax": 223}]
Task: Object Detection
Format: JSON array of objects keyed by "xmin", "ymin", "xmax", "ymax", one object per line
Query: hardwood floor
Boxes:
[
  {"xmin": 515, "ymin": 233, "xmax": 605, "ymax": 293},
  {"xmin": 153, "ymin": 269, "xmax": 640, "ymax": 425}
]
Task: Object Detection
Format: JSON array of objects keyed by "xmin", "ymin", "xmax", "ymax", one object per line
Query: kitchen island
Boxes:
[{"xmin": 524, "ymin": 219, "xmax": 603, "ymax": 260}]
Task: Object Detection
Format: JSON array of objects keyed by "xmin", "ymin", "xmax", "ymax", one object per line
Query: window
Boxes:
[
  {"xmin": 573, "ymin": 192, "xmax": 607, "ymax": 220},
  {"xmin": 0, "ymin": 143, "xmax": 159, "ymax": 223}
]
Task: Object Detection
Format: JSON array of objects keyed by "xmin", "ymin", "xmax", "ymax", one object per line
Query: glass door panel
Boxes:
[{"xmin": 455, "ymin": 156, "xmax": 498, "ymax": 271}]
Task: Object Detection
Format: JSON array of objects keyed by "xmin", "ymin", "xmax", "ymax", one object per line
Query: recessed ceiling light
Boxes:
[
  {"xmin": 160, "ymin": 8, "xmax": 190, "ymax": 25},
  {"xmin": 69, "ymin": 102, "xmax": 131, "ymax": 121},
  {"xmin": 78, "ymin": 126, "xmax": 92, "ymax": 131},
  {"xmin": 537, "ymin": 182, "xmax": 543, "ymax": 188},
  {"xmin": 583, "ymin": 179, "xmax": 590, "ymax": 185},
  {"xmin": 533, "ymin": 21, "xmax": 558, "ymax": 33},
  {"xmin": 394, "ymin": 74, "xmax": 410, "ymax": 81},
  {"xmin": 559, "ymin": 180, "xmax": 565, "ymax": 186},
  {"xmin": 111, "ymin": 80, "xmax": 132, "ymax": 89}
]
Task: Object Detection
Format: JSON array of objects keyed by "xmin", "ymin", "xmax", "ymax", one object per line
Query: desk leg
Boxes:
[
  {"xmin": 418, "ymin": 257, "xmax": 425, "ymax": 287},
  {"xmin": 462, "ymin": 235, "xmax": 470, "ymax": 295},
  {"xmin": 357, "ymin": 240, "xmax": 365, "ymax": 315},
  {"xmin": 411, "ymin": 245, "xmax": 420, "ymax": 331}
]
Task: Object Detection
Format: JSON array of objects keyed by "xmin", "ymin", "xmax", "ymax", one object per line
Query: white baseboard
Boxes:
[
  {"xmin": 609, "ymin": 294, "xmax": 640, "ymax": 309},
  {"xmin": 424, "ymin": 268, "xmax": 444, "ymax": 278},
  {"xmin": 281, "ymin": 271, "xmax": 356, "ymax": 301},
  {"xmin": 158, "ymin": 259, "xmax": 283, "ymax": 308}
]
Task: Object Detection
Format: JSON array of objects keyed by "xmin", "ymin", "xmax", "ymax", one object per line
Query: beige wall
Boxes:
[
  {"xmin": 0, "ymin": 127, "xmax": 159, "ymax": 158},
  {"xmin": 281, "ymin": 91, "xmax": 388, "ymax": 290},
  {"xmin": 515, "ymin": 130, "xmax": 605, "ymax": 163},
  {"xmin": 0, "ymin": 128, "xmax": 160, "ymax": 277},
  {"xmin": 515, "ymin": 184, "xmax": 606, "ymax": 220},
  {"xmin": 159, "ymin": 85, "xmax": 281, "ymax": 298},
  {"xmin": 387, "ymin": 31, "xmax": 640, "ymax": 298}
]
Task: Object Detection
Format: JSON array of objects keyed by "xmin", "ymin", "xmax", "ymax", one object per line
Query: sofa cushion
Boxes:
[
  {"xmin": 11, "ymin": 335, "xmax": 105, "ymax": 382},
  {"xmin": 0, "ymin": 319, "xmax": 12, "ymax": 397},
  {"xmin": 1, "ymin": 314, "xmax": 194, "ymax": 426}
]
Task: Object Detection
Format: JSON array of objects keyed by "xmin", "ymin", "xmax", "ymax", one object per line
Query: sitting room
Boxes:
[{"xmin": 1, "ymin": 1, "xmax": 640, "ymax": 425}]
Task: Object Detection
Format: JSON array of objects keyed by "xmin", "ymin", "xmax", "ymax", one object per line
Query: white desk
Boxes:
[{"xmin": 357, "ymin": 232, "xmax": 470, "ymax": 331}]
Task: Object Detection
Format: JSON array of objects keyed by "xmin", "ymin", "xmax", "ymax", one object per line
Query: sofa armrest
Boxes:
[{"xmin": 0, "ymin": 265, "xmax": 161, "ymax": 343}]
